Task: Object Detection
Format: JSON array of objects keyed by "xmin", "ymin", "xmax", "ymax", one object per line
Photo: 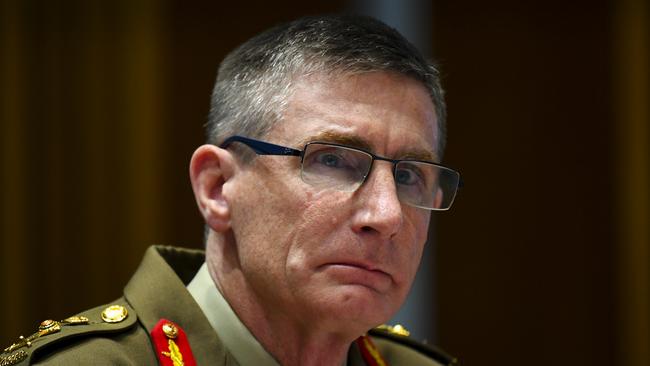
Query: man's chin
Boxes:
[{"xmin": 309, "ymin": 284, "xmax": 396, "ymax": 330}]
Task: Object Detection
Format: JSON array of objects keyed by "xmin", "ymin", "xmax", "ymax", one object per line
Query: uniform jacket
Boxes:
[{"xmin": 3, "ymin": 246, "xmax": 456, "ymax": 366}]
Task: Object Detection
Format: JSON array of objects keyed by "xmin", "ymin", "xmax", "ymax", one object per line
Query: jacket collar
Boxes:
[{"xmin": 124, "ymin": 245, "xmax": 238, "ymax": 365}]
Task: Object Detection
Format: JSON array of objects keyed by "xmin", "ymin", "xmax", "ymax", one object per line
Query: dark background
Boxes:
[{"xmin": 1, "ymin": 1, "xmax": 648, "ymax": 365}]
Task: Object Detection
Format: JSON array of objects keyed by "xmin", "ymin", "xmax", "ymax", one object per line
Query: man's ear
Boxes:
[{"xmin": 189, "ymin": 144, "xmax": 236, "ymax": 232}]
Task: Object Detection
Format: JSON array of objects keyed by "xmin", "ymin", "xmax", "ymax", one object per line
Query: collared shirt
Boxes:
[{"xmin": 187, "ymin": 263, "xmax": 280, "ymax": 366}]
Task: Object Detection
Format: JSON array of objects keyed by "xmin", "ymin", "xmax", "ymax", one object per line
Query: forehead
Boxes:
[
  {"xmin": 269, "ymin": 72, "xmax": 438, "ymax": 160},
  {"xmin": 271, "ymin": 71, "xmax": 439, "ymax": 161}
]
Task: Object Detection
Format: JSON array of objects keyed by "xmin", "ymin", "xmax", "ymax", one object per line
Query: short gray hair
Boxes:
[{"xmin": 207, "ymin": 14, "xmax": 447, "ymax": 157}]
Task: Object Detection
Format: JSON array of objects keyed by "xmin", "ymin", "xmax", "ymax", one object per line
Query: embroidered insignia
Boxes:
[
  {"xmin": 150, "ymin": 319, "xmax": 197, "ymax": 366},
  {"xmin": 356, "ymin": 334, "xmax": 388, "ymax": 366},
  {"xmin": 162, "ymin": 339, "xmax": 184, "ymax": 366}
]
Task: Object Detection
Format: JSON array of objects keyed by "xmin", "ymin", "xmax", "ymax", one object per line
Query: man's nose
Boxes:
[{"xmin": 351, "ymin": 162, "xmax": 403, "ymax": 239}]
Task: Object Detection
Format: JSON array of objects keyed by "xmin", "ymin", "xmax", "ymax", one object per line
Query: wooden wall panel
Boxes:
[
  {"xmin": 614, "ymin": 0, "xmax": 650, "ymax": 365},
  {"xmin": 432, "ymin": 1, "xmax": 621, "ymax": 365}
]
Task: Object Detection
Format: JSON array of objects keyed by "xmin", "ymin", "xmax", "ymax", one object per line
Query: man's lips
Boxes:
[
  {"xmin": 327, "ymin": 261, "xmax": 388, "ymax": 274},
  {"xmin": 320, "ymin": 261, "xmax": 393, "ymax": 290}
]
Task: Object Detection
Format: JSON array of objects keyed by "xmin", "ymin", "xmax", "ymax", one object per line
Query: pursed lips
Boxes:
[
  {"xmin": 332, "ymin": 261, "xmax": 388, "ymax": 274},
  {"xmin": 319, "ymin": 260, "xmax": 394, "ymax": 289}
]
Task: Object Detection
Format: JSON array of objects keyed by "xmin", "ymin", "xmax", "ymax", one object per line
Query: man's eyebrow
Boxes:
[
  {"xmin": 401, "ymin": 150, "xmax": 438, "ymax": 163},
  {"xmin": 298, "ymin": 131, "xmax": 374, "ymax": 151},
  {"xmin": 298, "ymin": 130, "xmax": 438, "ymax": 162}
]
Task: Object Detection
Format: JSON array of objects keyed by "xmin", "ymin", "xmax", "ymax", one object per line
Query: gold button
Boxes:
[
  {"xmin": 101, "ymin": 305, "xmax": 128, "ymax": 323},
  {"xmin": 162, "ymin": 322, "xmax": 179, "ymax": 339}
]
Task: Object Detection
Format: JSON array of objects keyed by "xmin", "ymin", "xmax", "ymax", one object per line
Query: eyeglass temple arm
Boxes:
[{"xmin": 219, "ymin": 135, "xmax": 302, "ymax": 156}]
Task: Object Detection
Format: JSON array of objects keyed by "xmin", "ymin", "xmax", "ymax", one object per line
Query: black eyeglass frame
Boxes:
[{"xmin": 219, "ymin": 135, "xmax": 463, "ymax": 210}]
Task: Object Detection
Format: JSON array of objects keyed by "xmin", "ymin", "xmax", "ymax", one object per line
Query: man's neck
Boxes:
[
  {"xmin": 223, "ymin": 302, "xmax": 351, "ymax": 366},
  {"xmin": 205, "ymin": 238, "xmax": 359, "ymax": 366}
]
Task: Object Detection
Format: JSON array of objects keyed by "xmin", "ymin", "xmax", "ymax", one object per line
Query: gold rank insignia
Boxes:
[
  {"xmin": 375, "ymin": 323, "xmax": 411, "ymax": 337},
  {"xmin": 1, "ymin": 316, "xmax": 90, "ymax": 366},
  {"xmin": 370, "ymin": 324, "xmax": 459, "ymax": 365},
  {"xmin": 0, "ymin": 350, "xmax": 27, "ymax": 366}
]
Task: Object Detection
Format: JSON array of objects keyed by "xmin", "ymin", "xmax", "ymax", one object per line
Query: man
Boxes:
[{"xmin": 2, "ymin": 14, "xmax": 461, "ymax": 366}]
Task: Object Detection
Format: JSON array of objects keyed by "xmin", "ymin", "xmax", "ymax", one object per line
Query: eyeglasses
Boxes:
[{"xmin": 219, "ymin": 135, "xmax": 462, "ymax": 211}]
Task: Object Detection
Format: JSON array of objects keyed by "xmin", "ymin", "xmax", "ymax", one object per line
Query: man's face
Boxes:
[{"xmin": 224, "ymin": 71, "xmax": 437, "ymax": 332}]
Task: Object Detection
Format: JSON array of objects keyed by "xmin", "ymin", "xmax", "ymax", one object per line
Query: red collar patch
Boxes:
[
  {"xmin": 356, "ymin": 334, "xmax": 389, "ymax": 366},
  {"xmin": 150, "ymin": 319, "xmax": 197, "ymax": 366}
]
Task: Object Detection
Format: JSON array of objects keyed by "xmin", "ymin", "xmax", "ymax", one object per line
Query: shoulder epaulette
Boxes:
[
  {"xmin": 1, "ymin": 301, "xmax": 136, "ymax": 366},
  {"xmin": 369, "ymin": 324, "xmax": 458, "ymax": 366}
]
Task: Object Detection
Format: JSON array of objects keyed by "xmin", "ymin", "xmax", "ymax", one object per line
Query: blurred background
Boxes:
[{"xmin": 1, "ymin": 0, "xmax": 648, "ymax": 365}]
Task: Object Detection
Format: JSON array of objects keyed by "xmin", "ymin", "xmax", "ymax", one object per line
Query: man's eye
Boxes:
[
  {"xmin": 395, "ymin": 166, "xmax": 423, "ymax": 186},
  {"xmin": 315, "ymin": 153, "xmax": 345, "ymax": 168}
]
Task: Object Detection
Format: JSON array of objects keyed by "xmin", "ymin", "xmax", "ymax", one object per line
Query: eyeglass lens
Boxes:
[{"xmin": 300, "ymin": 143, "xmax": 459, "ymax": 210}]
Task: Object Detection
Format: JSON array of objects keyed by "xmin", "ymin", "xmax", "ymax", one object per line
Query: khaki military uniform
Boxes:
[{"xmin": 2, "ymin": 246, "xmax": 456, "ymax": 365}]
